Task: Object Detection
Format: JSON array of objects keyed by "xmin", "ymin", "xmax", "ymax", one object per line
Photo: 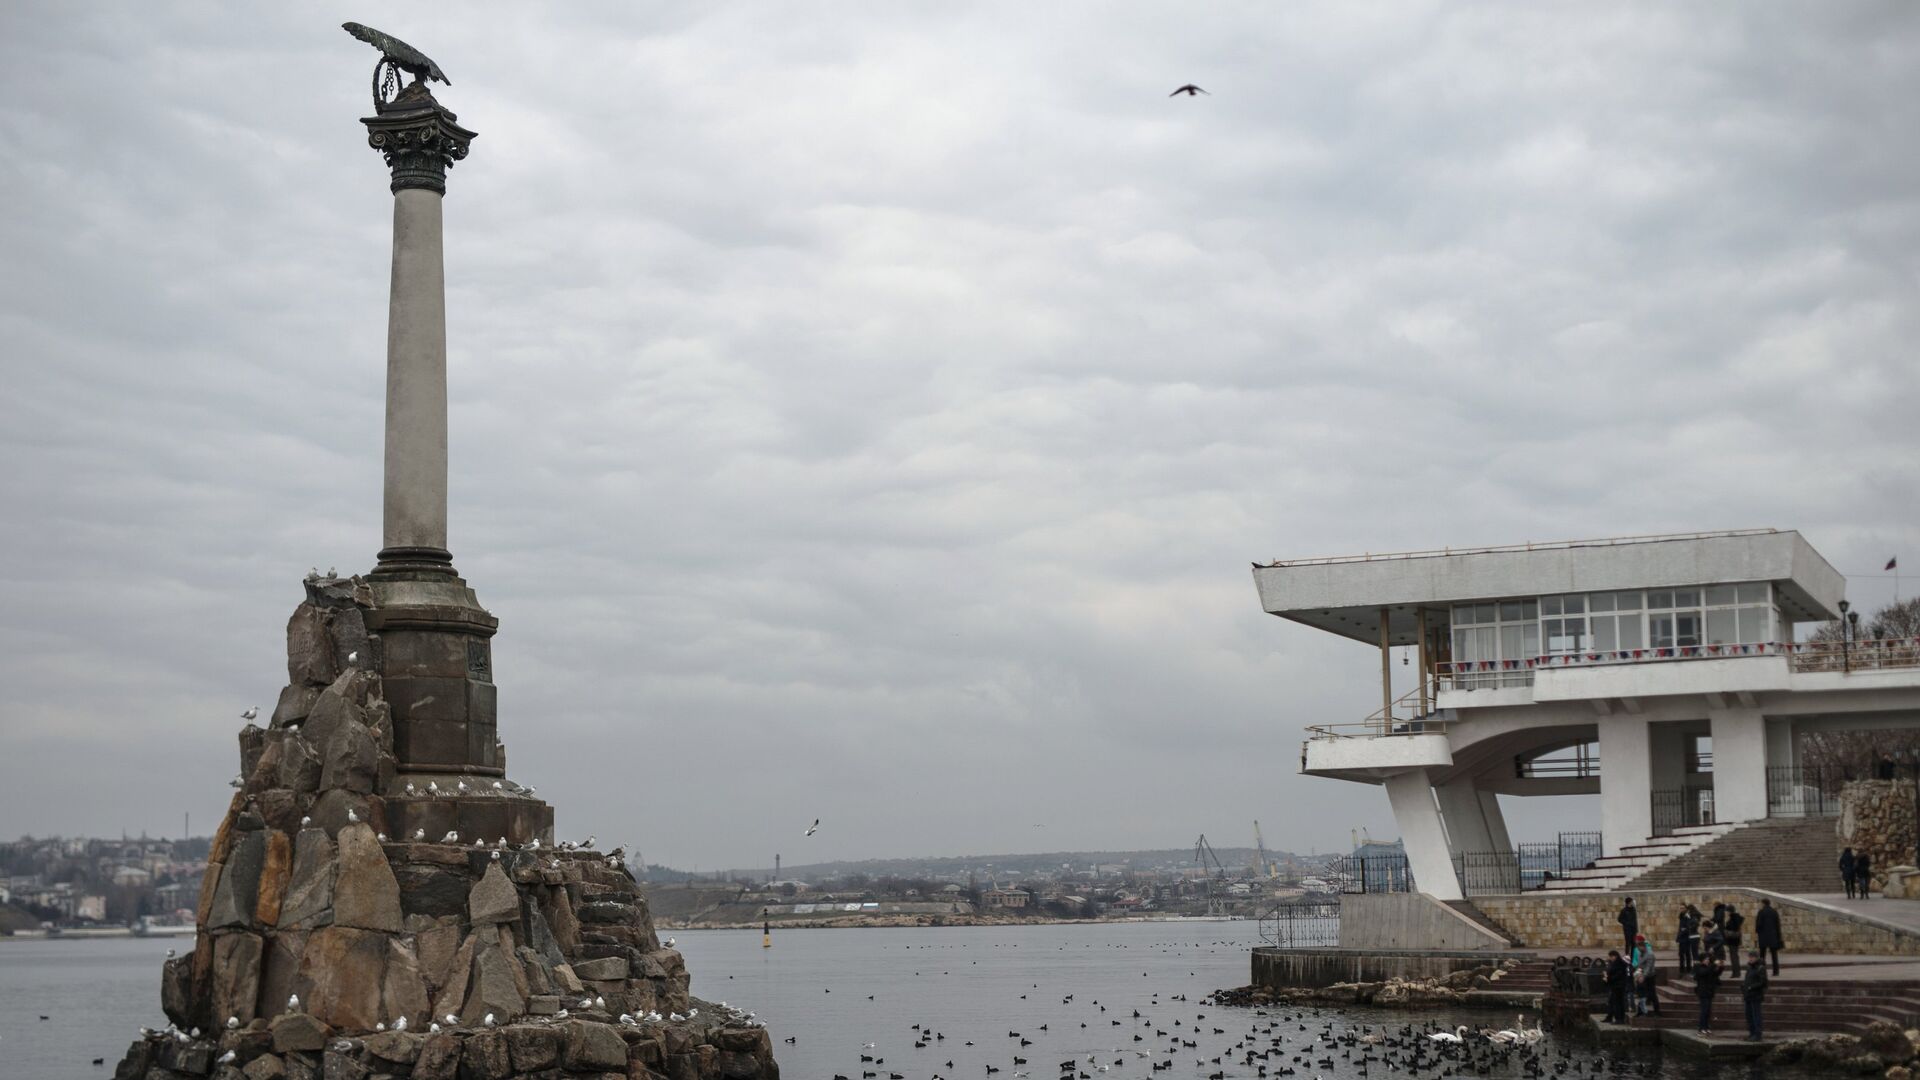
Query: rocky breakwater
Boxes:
[{"xmin": 114, "ymin": 575, "xmax": 778, "ymax": 1080}]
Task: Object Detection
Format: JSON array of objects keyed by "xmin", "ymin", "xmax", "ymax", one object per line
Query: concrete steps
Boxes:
[
  {"xmin": 1442, "ymin": 899, "xmax": 1525, "ymax": 947},
  {"xmin": 1635, "ymin": 978, "xmax": 1920, "ymax": 1035},
  {"xmin": 1539, "ymin": 824, "xmax": 1737, "ymax": 892},
  {"xmin": 1625, "ymin": 818, "xmax": 1838, "ymax": 893}
]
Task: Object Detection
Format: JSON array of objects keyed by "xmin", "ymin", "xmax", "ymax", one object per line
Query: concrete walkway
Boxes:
[{"xmin": 1789, "ymin": 892, "xmax": 1920, "ymax": 933}]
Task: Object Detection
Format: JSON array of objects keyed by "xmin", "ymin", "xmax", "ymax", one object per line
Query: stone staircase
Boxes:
[
  {"xmin": 1442, "ymin": 899, "xmax": 1525, "ymax": 946},
  {"xmin": 1540, "ymin": 823, "xmax": 1739, "ymax": 892},
  {"xmin": 1625, "ymin": 817, "xmax": 1838, "ymax": 893},
  {"xmin": 1637, "ymin": 971, "xmax": 1920, "ymax": 1036}
]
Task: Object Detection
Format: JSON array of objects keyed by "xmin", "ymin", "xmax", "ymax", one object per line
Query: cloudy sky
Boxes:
[{"xmin": 2, "ymin": 3, "xmax": 1916, "ymax": 870}]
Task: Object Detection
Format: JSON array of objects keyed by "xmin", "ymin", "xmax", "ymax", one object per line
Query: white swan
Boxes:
[{"xmin": 1427, "ymin": 1025, "xmax": 1467, "ymax": 1043}]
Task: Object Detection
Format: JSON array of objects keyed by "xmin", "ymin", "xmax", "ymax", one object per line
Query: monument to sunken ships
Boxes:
[{"xmin": 113, "ymin": 25, "xmax": 779, "ymax": 1080}]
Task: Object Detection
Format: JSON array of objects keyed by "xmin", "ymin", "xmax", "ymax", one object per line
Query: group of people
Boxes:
[
  {"xmin": 1839, "ymin": 847, "xmax": 1875, "ymax": 899},
  {"xmin": 1604, "ymin": 896, "xmax": 1780, "ymax": 1041}
]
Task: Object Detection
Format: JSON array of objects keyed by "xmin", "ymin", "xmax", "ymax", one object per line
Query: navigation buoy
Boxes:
[{"xmin": 762, "ymin": 920, "xmax": 771, "ymax": 949}]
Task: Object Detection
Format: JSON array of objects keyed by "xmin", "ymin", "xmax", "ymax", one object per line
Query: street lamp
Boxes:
[{"xmin": 1839, "ymin": 600, "xmax": 1854, "ymax": 673}]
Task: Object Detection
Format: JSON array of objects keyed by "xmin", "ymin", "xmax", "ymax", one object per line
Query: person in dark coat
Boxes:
[
  {"xmin": 1722, "ymin": 903, "xmax": 1745, "ymax": 975},
  {"xmin": 1878, "ymin": 752, "xmax": 1898, "ymax": 780},
  {"xmin": 1703, "ymin": 918, "xmax": 1726, "ymax": 965},
  {"xmin": 1857, "ymin": 851, "xmax": 1874, "ymax": 899},
  {"xmin": 1618, "ymin": 896, "xmax": 1638, "ymax": 954},
  {"xmin": 1755, "ymin": 898, "xmax": 1783, "ymax": 974},
  {"xmin": 1841, "ymin": 847, "xmax": 1858, "ymax": 899},
  {"xmin": 1604, "ymin": 949, "xmax": 1630, "ymax": 1024},
  {"xmin": 1676, "ymin": 903, "xmax": 1701, "ymax": 973},
  {"xmin": 1692, "ymin": 954, "xmax": 1722, "ymax": 1035},
  {"xmin": 1742, "ymin": 950, "xmax": 1768, "ymax": 1040}
]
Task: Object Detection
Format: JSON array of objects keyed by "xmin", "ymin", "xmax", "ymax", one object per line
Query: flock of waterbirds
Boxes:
[{"xmin": 726, "ymin": 938, "xmax": 1659, "ymax": 1080}]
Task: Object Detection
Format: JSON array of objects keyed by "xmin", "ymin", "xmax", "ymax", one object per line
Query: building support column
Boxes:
[
  {"xmin": 1435, "ymin": 781, "xmax": 1495, "ymax": 855},
  {"xmin": 1379, "ymin": 607, "xmax": 1393, "ymax": 729},
  {"xmin": 1710, "ymin": 706, "xmax": 1769, "ymax": 823},
  {"xmin": 1598, "ymin": 714, "xmax": 1651, "ymax": 855},
  {"xmin": 1416, "ymin": 606, "xmax": 1430, "ymax": 716},
  {"xmin": 1477, "ymin": 789, "xmax": 1514, "ymax": 853},
  {"xmin": 1384, "ymin": 770, "xmax": 1462, "ymax": 901}
]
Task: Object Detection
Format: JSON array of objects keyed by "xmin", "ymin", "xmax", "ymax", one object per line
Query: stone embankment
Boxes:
[
  {"xmin": 114, "ymin": 576, "xmax": 777, "ymax": 1080},
  {"xmin": 1841, "ymin": 780, "xmax": 1920, "ymax": 897},
  {"xmin": 1220, "ymin": 958, "xmax": 1529, "ymax": 1009},
  {"xmin": 1473, "ymin": 889, "xmax": 1920, "ymax": 955},
  {"xmin": 1765, "ymin": 1022, "xmax": 1920, "ymax": 1079}
]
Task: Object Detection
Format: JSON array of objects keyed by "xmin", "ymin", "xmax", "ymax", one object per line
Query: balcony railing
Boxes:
[
  {"xmin": 1786, "ymin": 638, "xmax": 1920, "ymax": 674},
  {"xmin": 1651, "ymin": 785, "xmax": 1715, "ymax": 837}
]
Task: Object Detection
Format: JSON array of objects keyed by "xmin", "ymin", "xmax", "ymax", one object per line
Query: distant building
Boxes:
[{"xmin": 981, "ymin": 887, "xmax": 1030, "ymax": 909}]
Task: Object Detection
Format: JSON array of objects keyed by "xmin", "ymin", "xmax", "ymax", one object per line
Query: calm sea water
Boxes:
[{"xmin": 0, "ymin": 922, "xmax": 1755, "ymax": 1080}]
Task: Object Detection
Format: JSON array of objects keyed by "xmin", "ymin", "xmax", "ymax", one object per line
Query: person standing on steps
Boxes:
[
  {"xmin": 1692, "ymin": 954, "xmax": 1722, "ymax": 1035},
  {"xmin": 1755, "ymin": 898, "xmax": 1783, "ymax": 974},
  {"xmin": 1604, "ymin": 949, "xmax": 1631, "ymax": 1024},
  {"xmin": 1742, "ymin": 950, "xmax": 1768, "ymax": 1041},
  {"xmin": 1618, "ymin": 896, "xmax": 1638, "ymax": 955},
  {"xmin": 1841, "ymin": 847, "xmax": 1858, "ymax": 899},
  {"xmin": 1676, "ymin": 903, "xmax": 1700, "ymax": 974},
  {"xmin": 1857, "ymin": 851, "xmax": 1874, "ymax": 899},
  {"xmin": 1632, "ymin": 934, "xmax": 1661, "ymax": 1016},
  {"xmin": 1722, "ymin": 902, "xmax": 1745, "ymax": 975}
]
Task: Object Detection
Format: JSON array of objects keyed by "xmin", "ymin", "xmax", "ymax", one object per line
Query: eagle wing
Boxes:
[{"xmin": 342, "ymin": 22, "xmax": 451, "ymax": 85}]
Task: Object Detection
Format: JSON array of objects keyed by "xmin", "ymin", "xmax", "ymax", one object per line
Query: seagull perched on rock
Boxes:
[
  {"xmin": 219, "ymin": 1050, "xmax": 237, "ymax": 1064},
  {"xmin": 226, "ymin": 1017, "xmax": 239, "ymax": 1030},
  {"xmin": 346, "ymin": 808, "xmax": 359, "ymax": 824},
  {"xmin": 429, "ymin": 1022, "xmax": 441, "ymax": 1033},
  {"xmin": 413, "ymin": 828, "xmax": 426, "ymax": 840},
  {"xmin": 393, "ymin": 1016, "xmax": 407, "ymax": 1032},
  {"xmin": 241, "ymin": 706, "xmax": 259, "ymax": 720},
  {"xmin": 229, "ymin": 775, "xmax": 244, "ymax": 789},
  {"xmin": 346, "ymin": 650, "xmax": 359, "ymax": 664},
  {"xmin": 441, "ymin": 830, "xmax": 460, "ymax": 843},
  {"xmin": 376, "ymin": 833, "xmax": 387, "ymax": 843},
  {"xmin": 456, "ymin": 780, "xmax": 469, "ymax": 794},
  {"xmin": 301, "ymin": 816, "xmax": 313, "ymax": 828},
  {"xmin": 404, "ymin": 781, "xmax": 417, "ymax": 796},
  {"xmin": 663, "ymin": 937, "xmax": 676, "ymax": 948},
  {"xmin": 288, "ymin": 995, "xmax": 301, "ymax": 1012},
  {"xmin": 492, "ymin": 780, "xmax": 503, "ymax": 791},
  {"xmin": 427, "ymin": 781, "xmax": 439, "ymax": 795},
  {"xmin": 489, "ymin": 849, "xmax": 501, "ymax": 861},
  {"xmin": 1169, "ymin": 84, "xmax": 1209, "ymax": 96},
  {"xmin": 443, "ymin": 1014, "xmax": 458, "ymax": 1026}
]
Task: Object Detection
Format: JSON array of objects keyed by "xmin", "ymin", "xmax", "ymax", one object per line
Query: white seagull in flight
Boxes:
[{"xmin": 804, "ymin": 819, "xmax": 820, "ymax": 837}]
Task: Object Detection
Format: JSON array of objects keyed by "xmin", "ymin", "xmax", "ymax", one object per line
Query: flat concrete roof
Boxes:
[{"xmin": 1254, "ymin": 529, "xmax": 1844, "ymax": 646}]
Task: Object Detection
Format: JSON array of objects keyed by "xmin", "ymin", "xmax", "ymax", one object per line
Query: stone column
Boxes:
[{"xmin": 362, "ymin": 82, "xmax": 474, "ymax": 574}]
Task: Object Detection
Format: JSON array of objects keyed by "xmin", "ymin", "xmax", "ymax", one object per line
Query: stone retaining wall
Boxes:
[
  {"xmin": 1473, "ymin": 889, "xmax": 1920, "ymax": 955},
  {"xmin": 1840, "ymin": 780, "xmax": 1919, "ymax": 888}
]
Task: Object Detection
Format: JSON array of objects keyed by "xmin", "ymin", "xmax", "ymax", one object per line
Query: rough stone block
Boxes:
[
  {"xmin": 256, "ymin": 790, "xmax": 307, "ymax": 837},
  {"xmin": 272, "ymin": 684, "xmax": 323, "ymax": 729},
  {"xmin": 213, "ymin": 931, "xmax": 266, "ymax": 1026},
  {"xmin": 162, "ymin": 953, "xmax": 195, "ymax": 1029},
  {"xmin": 328, "ymin": 607, "xmax": 370, "ymax": 675},
  {"xmin": 299, "ymin": 927, "xmax": 386, "ymax": 1032},
  {"xmin": 279, "ymin": 830, "xmax": 336, "ymax": 931},
  {"xmin": 271, "ymin": 1013, "xmax": 332, "ymax": 1054},
  {"xmin": 412, "ymin": 1033, "xmax": 460, "ymax": 1080},
  {"xmin": 460, "ymin": 1030, "xmax": 513, "ymax": 1080},
  {"xmin": 468, "ymin": 864, "xmax": 519, "ymax": 925},
  {"xmin": 505, "ymin": 1024, "xmax": 561, "ymax": 1072},
  {"xmin": 563, "ymin": 1021, "xmax": 628, "ymax": 1071},
  {"xmin": 242, "ymin": 1053, "xmax": 287, "ymax": 1080},
  {"xmin": 257, "ymin": 831, "xmax": 294, "ymax": 927},
  {"xmin": 572, "ymin": 957, "xmax": 630, "ymax": 982},
  {"xmin": 309, "ymin": 789, "xmax": 382, "ymax": 839},
  {"xmin": 209, "ymin": 831, "xmax": 270, "ymax": 931},
  {"xmin": 413, "ymin": 920, "xmax": 463, "ymax": 995},
  {"xmin": 259, "ymin": 931, "xmax": 310, "ymax": 1025},
  {"xmin": 459, "ymin": 933, "xmax": 527, "ymax": 1026},
  {"xmin": 319, "ymin": 1045, "xmax": 367, "ymax": 1080},
  {"xmin": 278, "ymin": 737, "xmax": 323, "ymax": 795},
  {"xmin": 361, "ymin": 1030, "xmax": 421, "ymax": 1066},
  {"xmin": 320, "ymin": 719, "xmax": 379, "ymax": 795},
  {"xmin": 382, "ymin": 938, "xmax": 431, "ymax": 1026},
  {"xmin": 332, "ymin": 823, "xmax": 402, "ymax": 933},
  {"xmin": 288, "ymin": 606, "xmax": 337, "ymax": 687}
]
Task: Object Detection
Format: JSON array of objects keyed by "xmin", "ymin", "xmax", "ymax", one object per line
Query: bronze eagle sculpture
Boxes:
[{"xmin": 342, "ymin": 22, "xmax": 450, "ymax": 86}]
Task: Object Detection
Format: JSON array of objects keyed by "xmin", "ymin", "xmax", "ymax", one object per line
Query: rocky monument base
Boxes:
[{"xmin": 114, "ymin": 576, "xmax": 778, "ymax": 1080}]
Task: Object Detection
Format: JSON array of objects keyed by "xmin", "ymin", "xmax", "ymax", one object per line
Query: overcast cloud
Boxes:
[{"xmin": 2, "ymin": 3, "xmax": 1917, "ymax": 870}]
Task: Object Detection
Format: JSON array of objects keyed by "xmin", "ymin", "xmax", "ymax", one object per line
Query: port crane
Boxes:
[
  {"xmin": 1252, "ymin": 820, "xmax": 1278, "ymax": 880},
  {"xmin": 1193, "ymin": 834, "xmax": 1228, "ymax": 915}
]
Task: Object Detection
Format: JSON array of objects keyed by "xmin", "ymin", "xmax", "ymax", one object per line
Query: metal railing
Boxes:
[
  {"xmin": 1457, "ymin": 833, "xmax": 1603, "ymax": 895},
  {"xmin": 1650, "ymin": 786, "xmax": 1716, "ymax": 837},
  {"xmin": 1766, "ymin": 766, "xmax": 1845, "ymax": 817},
  {"xmin": 1328, "ymin": 854, "xmax": 1416, "ymax": 894},
  {"xmin": 1787, "ymin": 638, "xmax": 1920, "ymax": 674},
  {"xmin": 1305, "ymin": 684, "xmax": 1450, "ymax": 739},
  {"xmin": 1258, "ymin": 902, "xmax": 1341, "ymax": 948}
]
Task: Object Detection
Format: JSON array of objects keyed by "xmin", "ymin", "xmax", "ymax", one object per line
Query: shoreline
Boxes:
[{"xmin": 663, "ymin": 914, "xmax": 1253, "ymax": 931}]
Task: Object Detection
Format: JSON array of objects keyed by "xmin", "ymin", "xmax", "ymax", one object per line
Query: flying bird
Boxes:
[
  {"xmin": 1169, "ymin": 84, "xmax": 1210, "ymax": 97},
  {"xmin": 805, "ymin": 819, "xmax": 820, "ymax": 837}
]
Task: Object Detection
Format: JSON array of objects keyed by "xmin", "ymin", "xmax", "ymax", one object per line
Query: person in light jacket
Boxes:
[{"xmin": 1631, "ymin": 934, "xmax": 1661, "ymax": 1016}]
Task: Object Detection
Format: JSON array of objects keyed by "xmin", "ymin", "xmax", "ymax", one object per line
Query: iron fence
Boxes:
[
  {"xmin": 1258, "ymin": 902, "xmax": 1341, "ymax": 948},
  {"xmin": 1766, "ymin": 765, "xmax": 1846, "ymax": 817},
  {"xmin": 1453, "ymin": 851, "xmax": 1522, "ymax": 896},
  {"xmin": 1650, "ymin": 786, "xmax": 1715, "ymax": 837},
  {"xmin": 1328, "ymin": 854, "xmax": 1416, "ymax": 894},
  {"xmin": 1457, "ymin": 833, "xmax": 1604, "ymax": 894}
]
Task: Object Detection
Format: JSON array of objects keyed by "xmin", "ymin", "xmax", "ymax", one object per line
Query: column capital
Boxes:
[{"xmin": 361, "ymin": 83, "xmax": 476, "ymax": 195}]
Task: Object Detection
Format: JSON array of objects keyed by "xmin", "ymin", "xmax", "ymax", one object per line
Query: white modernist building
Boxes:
[{"xmin": 1255, "ymin": 529, "xmax": 1920, "ymax": 900}]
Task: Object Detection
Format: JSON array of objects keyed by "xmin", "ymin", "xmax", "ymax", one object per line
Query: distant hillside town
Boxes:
[{"xmin": 0, "ymin": 834, "xmax": 210, "ymax": 932}]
